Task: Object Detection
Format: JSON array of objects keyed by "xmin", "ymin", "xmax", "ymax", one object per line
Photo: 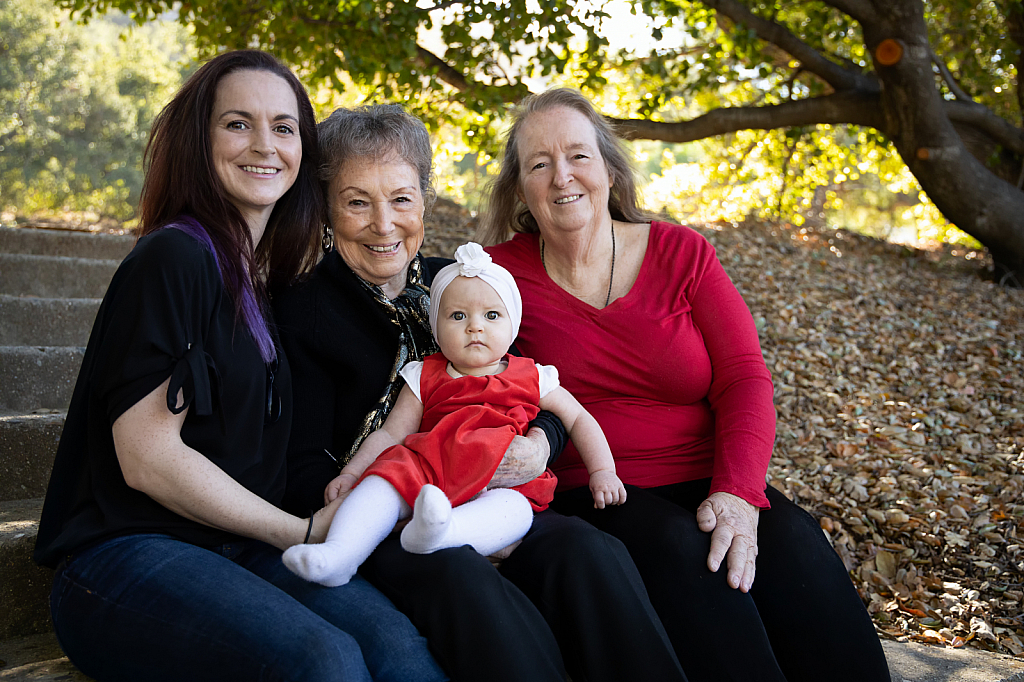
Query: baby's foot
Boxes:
[
  {"xmin": 400, "ymin": 485, "xmax": 453, "ymax": 554},
  {"xmin": 282, "ymin": 543, "xmax": 357, "ymax": 587}
]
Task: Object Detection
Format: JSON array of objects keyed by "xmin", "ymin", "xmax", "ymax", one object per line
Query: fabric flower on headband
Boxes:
[
  {"xmin": 428, "ymin": 242, "xmax": 524, "ymax": 341},
  {"xmin": 454, "ymin": 242, "xmax": 491, "ymax": 277}
]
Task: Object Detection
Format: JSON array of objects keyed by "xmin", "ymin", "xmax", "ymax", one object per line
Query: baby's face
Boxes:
[{"xmin": 435, "ymin": 275, "xmax": 514, "ymax": 376}]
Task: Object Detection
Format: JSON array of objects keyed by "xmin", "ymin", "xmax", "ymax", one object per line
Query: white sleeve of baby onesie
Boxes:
[
  {"xmin": 535, "ymin": 363, "xmax": 560, "ymax": 399},
  {"xmin": 399, "ymin": 361, "xmax": 425, "ymax": 402}
]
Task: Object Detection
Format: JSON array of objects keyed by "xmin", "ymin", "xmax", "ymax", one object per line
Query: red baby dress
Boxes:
[{"xmin": 361, "ymin": 352, "xmax": 558, "ymax": 511}]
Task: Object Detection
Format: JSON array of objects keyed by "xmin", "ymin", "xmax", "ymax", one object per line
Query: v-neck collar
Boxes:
[{"xmin": 531, "ymin": 225, "xmax": 654, "ymax": 313}]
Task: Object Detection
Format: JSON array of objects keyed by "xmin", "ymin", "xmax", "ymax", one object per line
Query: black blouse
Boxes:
[
  {"xmin": 273, "ymin": 250, "xmax": 565, "ymax": 516},
  {"xmin": 34, "ymin": 228, "xmax": 292, "ymax": 568}
]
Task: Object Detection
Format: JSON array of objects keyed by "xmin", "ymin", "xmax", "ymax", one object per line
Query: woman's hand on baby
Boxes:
[
  {"xmin": 489, "ymin": 429, "xmax": 550, "ymax": 488},
  {"xmin": 589, "ymin": 470, "xmax": 627, "ymax": 509},
  {"xmin": 324, "ymin": 472, "xmax": 359, "ymax": 506}
]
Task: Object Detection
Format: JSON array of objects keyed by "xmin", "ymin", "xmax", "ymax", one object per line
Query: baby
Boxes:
[{"xmin": 283, "ymin": 243, "xmax": 626, "ymax": 587}]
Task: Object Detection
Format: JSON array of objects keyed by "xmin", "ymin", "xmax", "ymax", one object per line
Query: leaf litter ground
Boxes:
[
  {"xmin": 422, "ymin": 205, "xmax": 1024, "ymax": 658},
  {"xmin": 694, "ymin": 221, "xmax": 1023, "ymax": 657}
]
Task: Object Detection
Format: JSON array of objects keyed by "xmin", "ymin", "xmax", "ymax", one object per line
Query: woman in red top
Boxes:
[{"xmin": 479, "ymin": 88, "xmax": 890, "ymax": 682}]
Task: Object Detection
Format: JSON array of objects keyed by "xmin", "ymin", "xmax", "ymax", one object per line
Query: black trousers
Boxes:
[
  {"xmin": 551, "ymin": 480, "xmax": 891, "ymax": 682},
  {"xmin": 361, "ymin": 508, "xmax": 688, "ymax": 682}
]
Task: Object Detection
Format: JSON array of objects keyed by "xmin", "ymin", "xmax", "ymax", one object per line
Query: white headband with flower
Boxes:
[{"xmin": 428, "ymin": 242, "xmax": 523, "ymax": 341}]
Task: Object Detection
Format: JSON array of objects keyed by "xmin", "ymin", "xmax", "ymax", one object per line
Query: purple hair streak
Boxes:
[{"xmin": 164, "ymin": 216, "xmax": 277, "ymax": 364}]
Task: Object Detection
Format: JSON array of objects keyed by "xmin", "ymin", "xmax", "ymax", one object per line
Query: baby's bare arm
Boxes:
[{"xmin": 538, "ymin": 387, "xmax": 626, "ymax": 509}]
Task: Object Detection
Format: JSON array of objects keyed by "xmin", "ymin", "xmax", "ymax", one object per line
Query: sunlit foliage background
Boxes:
[
  {"xmin": 0, "ymin": 0, "xmax": 983, "ymax": 249},
  {"xmin": 0, "ymin": 0, "xmax": 195, "ymax": 223}
]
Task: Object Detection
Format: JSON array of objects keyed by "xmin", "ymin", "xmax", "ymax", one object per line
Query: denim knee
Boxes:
[{"xmin": 263, "ymin": 622, "xmax": 369, "ymax": 682}]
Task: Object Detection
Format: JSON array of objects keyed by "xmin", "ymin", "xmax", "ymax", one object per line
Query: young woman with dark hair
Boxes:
[
  {"xmin": 138, "ymin": 49, "xmax": 323, "ymax": 299},
  {"xmin": 33, "ymin": 50, "xmax": 445, "ymax": 682}
]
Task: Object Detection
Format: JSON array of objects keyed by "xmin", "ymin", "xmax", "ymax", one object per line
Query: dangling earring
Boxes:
[{"xmin": 321, "ymin": 223, "xmax": 334, "ymax": 253}]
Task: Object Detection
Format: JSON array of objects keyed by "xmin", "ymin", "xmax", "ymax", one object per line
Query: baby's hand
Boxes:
[
  {"xmin": 324, "ymin": 472, "xmax": 359, "ymax": 506},
  {"xmin": 589, "ymin": 470, "xmax": 627, "ymax": 509}
]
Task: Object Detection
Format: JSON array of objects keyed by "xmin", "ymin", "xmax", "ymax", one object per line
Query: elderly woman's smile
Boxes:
[{"xmin": 330, "ymin": 157, "xmax": 425, "ymax": 298}]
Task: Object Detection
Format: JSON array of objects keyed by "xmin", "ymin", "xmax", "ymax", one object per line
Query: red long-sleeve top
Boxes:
[{"xmin": 488, "ymin": 222, "xmax": 776, "ymax": 508}]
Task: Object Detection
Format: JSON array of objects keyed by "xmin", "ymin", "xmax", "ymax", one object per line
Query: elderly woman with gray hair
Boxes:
[
  {"xmin": 480, "ymin": 87, "xmax": 891, "ymax": 682},
  {"xmin": 272, "ymin": 104, "xmax": 687, "ymax": 682}
]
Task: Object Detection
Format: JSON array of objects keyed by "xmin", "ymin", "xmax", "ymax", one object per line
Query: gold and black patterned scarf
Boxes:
[{"xmin": 342, "ymin": 255, "xmax": 439, "ymax": 466}]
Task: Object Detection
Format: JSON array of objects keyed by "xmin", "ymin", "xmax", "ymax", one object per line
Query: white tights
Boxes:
[{"xmin": 282, "ymin": 475, "xmax": 534, "ymax": 587}]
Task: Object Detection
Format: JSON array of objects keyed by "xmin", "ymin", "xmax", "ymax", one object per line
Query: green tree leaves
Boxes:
[
  {"xmin": 1, "ymin": 0, "xmax": 192, "ymax": 220},
  {"xmin": 11, "ymin": 0, "xmax": 1024, "ymax": 275}
]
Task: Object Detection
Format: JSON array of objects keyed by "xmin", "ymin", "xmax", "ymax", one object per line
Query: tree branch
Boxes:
[
  {"xmin": 702, "ymin": 0, "xmax": 878, "ymax": 93},
  {"xmin": 823, "ymin": 0, "xmax": 878, "ymax": 25},
  {"xmin": 1002, "ymin": 0, "xmax": 1024, "ymax": 121},
  {"xmin": 943, "ymin": 100, "xmax": 1024, "ymax": 156},
  {"xmin": 415, "ymin": 45, "xmax": 472, "ymax": 91},
  {"xmin": 609, "ymin": 90, "xmax": 1024, "ymax": 158},
  {"xmin": 609, "ymin": 91, "xmax": 887, "ymax": 143},
  {"xmin": 413, "ymin": 45, "xmax": 528, "ymax": 102},
  {"xmin": 930, "ymin": 48, "xmax": 973, "ymax": 102},
  {"xmin": 630, "ymin": 44, "xmax": 711, "ymax": 63}
]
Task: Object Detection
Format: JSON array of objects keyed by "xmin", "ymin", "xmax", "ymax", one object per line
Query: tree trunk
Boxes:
[{"xmin": 863, "ymin": 0, "xmax": 1024, "ymax": 284}]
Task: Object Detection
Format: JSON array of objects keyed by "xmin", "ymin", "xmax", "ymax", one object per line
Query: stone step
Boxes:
[
  {"xmin": 0, "ymin": 499, "xmax": 51, "ymax": 641},
  {"xmin": 0, "ymin": 296, "xmax": 99, "ymax": 347},
  {"xmin": 879, "ymin": 639, "xmax": 1024, "ymax": 682},
  {"xmin": 0, "ymin": 347, "xmax": 84, "ymax": 412},
  {"xmin": 0, "ymin": 254, "xmax": 120, "ymax": 299},
  {"xmin": 0, "ymin": 413, "xmax": 63, "ymax": 502},
  {"xmin": 0, "ymin": 633, "xmax": 94, "ymax": 681},
  {"xmin": 0, "ymin": 226, "xmax": 134, "ymax": 261}
]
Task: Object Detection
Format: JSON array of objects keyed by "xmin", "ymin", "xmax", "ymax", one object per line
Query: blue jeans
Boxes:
[{"xmin": 50, "ymin": 533, "xmax": 447, "ymax": 682}]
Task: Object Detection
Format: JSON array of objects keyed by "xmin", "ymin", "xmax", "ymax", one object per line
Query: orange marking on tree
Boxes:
[{"xmin": 876, "ymin": 39, "xmax": 904, "ymax": 66}]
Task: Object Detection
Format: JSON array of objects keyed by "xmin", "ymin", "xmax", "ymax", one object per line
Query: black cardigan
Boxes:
[{"xmin": 272, "ymin": 250, "xmax": 565, "ymax": 515}]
